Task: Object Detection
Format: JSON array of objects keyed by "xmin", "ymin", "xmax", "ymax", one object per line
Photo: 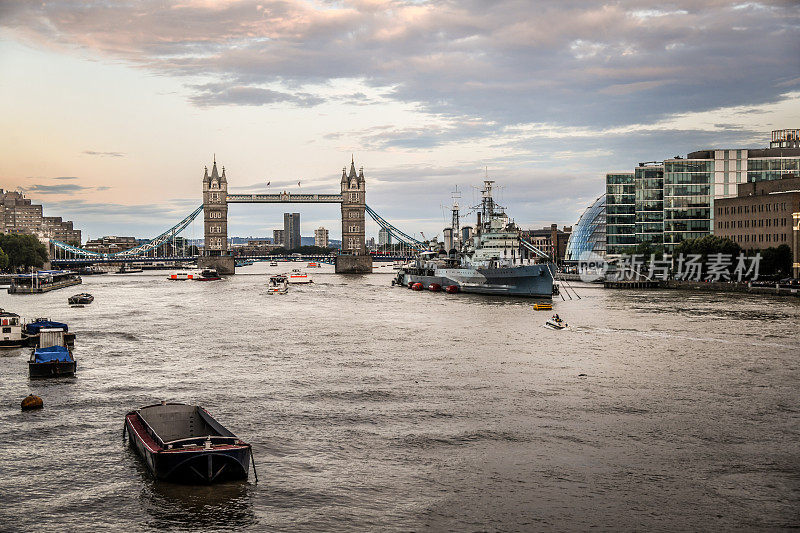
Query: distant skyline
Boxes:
[{"xmin": 1, "ymin": 1, "xmax": 798, "ymax": 241}]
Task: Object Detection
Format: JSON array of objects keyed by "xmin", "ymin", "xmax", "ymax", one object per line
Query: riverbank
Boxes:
[{"xmin": 602, "ymin": 279, "xmax": 800, "ymax": 297}]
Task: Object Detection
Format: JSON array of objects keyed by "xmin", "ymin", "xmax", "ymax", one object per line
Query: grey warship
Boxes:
[{"xmin": 394, "ymin": 180, "xmax": 555, "ymax": 298}]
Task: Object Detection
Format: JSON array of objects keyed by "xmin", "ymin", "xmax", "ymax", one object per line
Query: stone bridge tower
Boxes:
[
  {"xmin": 198, "ymin": 157, "xmax": 235, "ymax": 274},
  {"xmin": 336, "ymin": 156, "xmax": 372, "ymax": 273}
]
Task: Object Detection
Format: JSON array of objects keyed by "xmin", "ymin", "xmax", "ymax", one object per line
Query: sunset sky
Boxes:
[{"xmin": 1, "ymin": 1, "xmax": 798, "ymax": 241}]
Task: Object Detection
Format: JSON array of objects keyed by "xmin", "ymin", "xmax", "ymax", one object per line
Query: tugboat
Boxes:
[
  {"xmin": 0, "ymin": 309, "xmax": 25, "ymax": 348},
  {"xmin": 125, "ymin": 402, "xmax": 253, "ymax": 484},
  {"xmin": 394, "ymin": 180, "xmax": 554, "ymax": 298},
  {"xmin": 68, "ymin": 293, "xmax": 94, "ymax": 306},
  {"xmin": 267, "ymin": 274, "xmax": 289, "ymax": 294},
  {"xmin": 29, "ymin": 327, "xmax": 76, "ymax": 377},
  {"xmin": 288, "ymin": 268, "xmax": 313, "ymax": 284},
  {"xmin": 194, "ymin": 269, "xmax": 222, "ymax": 281}
]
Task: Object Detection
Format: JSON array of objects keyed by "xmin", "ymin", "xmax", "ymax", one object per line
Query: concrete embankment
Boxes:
[{"xmin": 603, "ymin": 279, "xmax": 800, "ymax": 297}]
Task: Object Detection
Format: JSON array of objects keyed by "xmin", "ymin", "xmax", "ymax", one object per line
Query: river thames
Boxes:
[{"xmin": 1, "ymin": 263, "xmax": 798, "ymax": 532}]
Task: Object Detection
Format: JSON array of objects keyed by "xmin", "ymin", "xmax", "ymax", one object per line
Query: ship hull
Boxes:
[{"xmin": 398, "ymin": 264, "xmax": 554, "ymax": 298}]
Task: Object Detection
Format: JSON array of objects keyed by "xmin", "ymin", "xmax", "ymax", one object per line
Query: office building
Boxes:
[
  {"xmin": 273, "ymin": 229, "xmax": 285, "ymax": 247},
  {"xmin": 315, "ymin": 227, "xmax": 329, "ymax": 248},
  {"xmin": 565, "ymin": 195, "xmax": 606, "ymax": 262},
  {"xmin": 714, "ymin": 176, "xmax": 800, "ymax": 253},
  {"xmin": 378, "ymin": 228, "xmax": 391, "ymax": 247},
  {"xmin": 284, "ymin": 212, "xmax": 300, "ymax": 250},
  {"xmin": 635, "ymin": 163, "xmax": 664, "ymax": 246},
  {"xmin": 605, "ymin": 172, "xmax": 635, "ymax": 255}
]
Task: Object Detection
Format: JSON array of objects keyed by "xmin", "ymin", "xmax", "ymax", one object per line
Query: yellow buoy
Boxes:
[
  {"xmin": 21, "ymin": 395, "xmax": 43, "ymax": 411},
  {"xmin": 533, "ymin": 303, "xmax": 553, "ymax": 311}
]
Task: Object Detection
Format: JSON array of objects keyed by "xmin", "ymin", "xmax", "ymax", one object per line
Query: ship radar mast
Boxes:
[{"xmin": 451, "ymin": 185, "xmax": 461, "ymax": 250}]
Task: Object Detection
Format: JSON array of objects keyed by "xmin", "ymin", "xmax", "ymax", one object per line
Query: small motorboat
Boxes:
[
  {"xmin": 125, "ymin": 402, "xmax": 253, "ymax": 484},
  {"xmin": 269, "ymin": 261, "xmax": 278, "ymax": 267},
  {"xmin": 29, "ymin": 327, "xmax": 76, "ymax": 377},
  {"xmin": 267, "ymin": 274, "xmax": 289, "ymax": 294},
  {"xmin": 194, "ymin": 269, "xmax": 221, "ymax": 281},
  {"xmin": 287, "ymin": 269, "xmax": 313, "ymax": 284},
  {"xmin": 544, "ymin": 316, "xmax": 568, "ymax": 330},
  {"xmin": 68, "ymin": 293, "xmax": 94, "ymax": 306},
  {"xmin": 307, "ymin": 262, "xmax": 321, "ymax": 268},
  {"xmin": 25, "ymin": 318, "xmax": 76, "ymax": 347},
  {"xmin": 0, "ymin": 309, "xmax": 25, "ymax": 348}
]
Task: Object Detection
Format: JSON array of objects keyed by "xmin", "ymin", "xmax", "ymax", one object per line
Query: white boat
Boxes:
[
  {"xmin": 0, "ymin": 309, "xmax": 25, "ymax": 348},
  {"xmin": 307, "ymin": 262, "xmax": 321, "ymax": 268},
  {"xmin": 544, "ymin": 317, "xmax": 568, "ymax": 330},
  {"xmin": 287, "ymin": 268, "xmax": 313, "ymax": 284},
  {"xmin": 269, "ymin": 261, "xmax": 278, "ymax": 267},
  {"xmin": 267, "ymin": 274, "xmax": 288, "ymax": 294},
  {"xmin": 167, "ymin": 270, "xmax": 201, "ymax": 280}
]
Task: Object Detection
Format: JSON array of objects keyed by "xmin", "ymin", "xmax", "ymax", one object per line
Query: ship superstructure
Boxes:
[{"xmin": 395, "ymin": 179, "xmax": 555, "ymax": 298}]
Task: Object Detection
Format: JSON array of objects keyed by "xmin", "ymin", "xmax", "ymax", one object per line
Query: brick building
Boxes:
[
  {"xmin": 714, "ymin": 176, "xmax": 800, "ymax": 260},
  {"xmin": 84, "ymin": 236, "xmax": 137, "ymax": 255},
  {"xmin": 523, "ymin": 224, "xmax": 572, "ymax": 263},
  {"xmin": 1, "ymin": 189, "xmax": 82, "ymax": 244}
]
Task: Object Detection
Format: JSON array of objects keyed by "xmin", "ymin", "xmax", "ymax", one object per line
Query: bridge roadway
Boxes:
[
  {"xmin": 226, "ymin": 193, "xmax": 343, "ymax": 203},
  {"xmin": 50, "ymin": 254, "xmax": 413, "ymax": 266}
]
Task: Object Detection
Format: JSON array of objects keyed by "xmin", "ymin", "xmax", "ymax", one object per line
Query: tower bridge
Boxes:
[
  {"xmin": 200, "ymin": 156, "xmax": 368, "ymax": 274},
  {"xmin": 49, "ymin": 155, "xmax": 426, "ymax": 272}
]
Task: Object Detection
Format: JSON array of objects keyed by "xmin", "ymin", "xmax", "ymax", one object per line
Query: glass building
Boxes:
[
  {"xmin": 565, "ymin": 194, "xmax": 606, "ymax": 262},
  {"xmin": 605, "ymin": 173, "xmax": 635, "ymax": 255},
  {"xmin": 663, "ymin": 158, "xmax": 713, "ymax": 252},
  {"xmin": 635, "ymin": 162, "xmax": 664, "ymax": 245}
]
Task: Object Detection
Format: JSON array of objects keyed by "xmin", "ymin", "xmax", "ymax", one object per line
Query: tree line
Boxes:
[
  {"xmin": 0, "ymin": 234, "xmax": 49, "ymax": 272},
  {"xmin": 630, "ymin": 236, "xmax": 793, "ymax": 278}
]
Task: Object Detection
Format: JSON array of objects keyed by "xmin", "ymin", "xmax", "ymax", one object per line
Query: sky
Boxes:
[{"xmin": 1, "ymin": 0, "xmax": 798, "ymax": 242}]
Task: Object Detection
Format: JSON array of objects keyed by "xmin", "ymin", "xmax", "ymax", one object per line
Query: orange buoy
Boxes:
[
  {"xmin": 445, "ymin": 285, "xmax": 460, "ymax": 294},
  {"xmin": 21, "ymin": 394, "xmax": 43, "ymax": 411},
  {"xmin": 412, "ymin": 282, "xmax": 424, "ymax": 291},
  {"xmin": 428, "ymin": 283, "xmax": 441, "ymax": 292}
]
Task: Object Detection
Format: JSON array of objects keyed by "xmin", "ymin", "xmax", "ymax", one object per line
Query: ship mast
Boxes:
[{"xmin": 451, "ymin": 185, "xmax": 461, "ymax": 251}]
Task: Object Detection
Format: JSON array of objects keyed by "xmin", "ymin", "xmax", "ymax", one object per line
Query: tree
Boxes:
[
  {"xmin": 673, "ymin": 235, "xmax": 741, "ymax": 263},
  {"xmin": 752, "ymin": 244, "xmax": 793, "ymax": 278},
  {"xmin": 0, "ymin": 246, "xmax": 8, "ymax": 271},
  {"xmin": 0, "ymin": 234, "xmax": 49, "ymax": 271}
]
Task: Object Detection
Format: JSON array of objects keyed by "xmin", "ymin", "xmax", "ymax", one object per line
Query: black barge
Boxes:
[{"xmin": 125, "ymin": 402, "xmax": 253, "ymax": 484}]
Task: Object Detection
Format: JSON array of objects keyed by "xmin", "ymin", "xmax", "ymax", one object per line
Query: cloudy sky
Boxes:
[{"xmin": 1, "ymin": 0, "xmax": 798, "ymax": 241}]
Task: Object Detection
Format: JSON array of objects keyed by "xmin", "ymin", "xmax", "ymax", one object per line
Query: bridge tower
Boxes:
[
  {"xmin": 336, "ymin": 156, "xmax": 372, "ymax": 273},
  {"xmin": 198, "ymin": 157, "xmax": 235, "ymax": 274}
]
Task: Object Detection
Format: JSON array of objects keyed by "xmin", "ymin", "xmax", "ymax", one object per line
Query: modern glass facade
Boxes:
[
  {"xmin": 634, "ymin": 163, "xmax": 664, "ymax": 245},
  {"xmin": 746, "ymin": 154, "xmax": 800, "ymax": 183},
  {"xmin": 663, "ymin": 159, "xmax": 713, "ymax": 252},
  {"xmin": 605, "ymin": 173, "xmax": 635, "ymax": 255},
  {"xmin": 565, "ymin": 195, "xmax": 606, "ymax": 262}
]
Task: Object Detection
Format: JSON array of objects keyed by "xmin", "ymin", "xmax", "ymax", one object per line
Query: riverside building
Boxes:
[
  {"xmin": 598, "ymin": 129, "xmax": 800, "ymax": 254},
  {"xmin": 1, "ymin": 189, "xmax": 82, "ymax": 244},
  {"xmin": 714, "ymin": 176, "xmax": 800, "ymax": 254},
  {"xmin": 565, "ymin": 194, "xmax": 606, "ymax": 262},
  {"xmin": 605, "ymin": 173, "xmax": 635, "ymax": 255},
  {"xmin": 314, "ymin": 227, "xmax": 329, "ymax": 248},
  {"xmin": 284, "ymin": 213, "xmax": 300, "ymax": 250}
]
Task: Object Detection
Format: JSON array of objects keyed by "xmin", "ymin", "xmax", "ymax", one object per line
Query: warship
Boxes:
[{"xmin": 394, "ymin": 180, "xmax": 555, "ymax": 298}]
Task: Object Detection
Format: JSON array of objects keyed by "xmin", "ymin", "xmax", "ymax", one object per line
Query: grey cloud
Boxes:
[
  {"xmin": 83, "ymin": 151, "xmax": 125, "ymax": 157},
  {"xmin": 188, "ymin": 82, "xmax": 325, "ymax": 108},
  {"xmin": 53, "ymin": 176, "xmax": 79, "ymax": 180},
  {"xmin": 3, "ymin": 1, "xmax": 797, "ymax": 130},
  {"xmin": 26, "ymin": 184, "xmax": 93, "ymax": 195}
]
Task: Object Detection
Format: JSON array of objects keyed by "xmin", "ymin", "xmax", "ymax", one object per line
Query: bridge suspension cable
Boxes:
[
  {"xmin": 50, "ymin": 205, "xmax": 204, "ymax": 259},
  {"xmin": 364, "ymin": 205, "xmax": 426, "ymax": 251}
]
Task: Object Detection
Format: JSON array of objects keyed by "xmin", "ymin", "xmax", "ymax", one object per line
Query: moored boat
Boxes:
[
  {"xmin": 269, "ymin": 261, "xmax": 278, "ymax": 267},
  {"xmin": 117, "ymin": 264, "xmax": 144, "ymax": 274},
  {"xmin": 29, "ymin": 328, "xmax": 76, "ymax": 377},
  {"xmin": 288, "ymin": 268, "xmax": 312, "ymax": 284},
  {"xmin": 25, "ymin": 318, "xmax": 76, "ymax": 347},
  {"xmin": 307, "ymin": 262, "xmax": 321, "ymax": 268},
  {"xmin": 0, "ymin": 309, "xmax": 25, "ymax": 348},
  {"xmin": 125, "ymin": 402, "xmax": 252, "ymax": 484},
  {"xmin": 68, "ymin": 293, "xmax": 94, "ymax": 305}
]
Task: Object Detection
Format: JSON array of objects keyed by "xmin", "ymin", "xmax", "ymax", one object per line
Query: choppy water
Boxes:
[{"xmin": 1, "ymin": 263, "xmax": 798, "ymax": 532}]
